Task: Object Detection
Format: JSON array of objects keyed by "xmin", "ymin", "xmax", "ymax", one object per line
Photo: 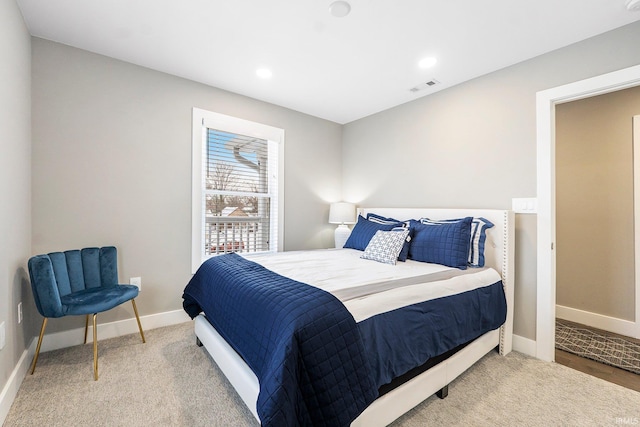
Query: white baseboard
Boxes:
[
  {"xmin": 0, "ymin": 309, "xmax": 191, "ymax": 426},
  {"xmin": 39, "ymin": 309, "xmax": 191, "ymax": 353},
  {"xmin": 556, "ymin": 305, "xmax": 640, "ymax": 339},
  {"xmin": 512, "ymin": 334, "xmax": 536, "ymax": 357},
  {"xmin": 0, "ymin": 338, "xmax": 35, "ymax": 426}
]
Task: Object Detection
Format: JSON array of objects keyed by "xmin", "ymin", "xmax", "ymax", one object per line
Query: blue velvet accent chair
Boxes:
[{"xmin": 27, "ymin": 246, "xmax": 145, "ymax": 380}]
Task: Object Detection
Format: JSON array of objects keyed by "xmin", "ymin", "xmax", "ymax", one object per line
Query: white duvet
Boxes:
[{"xmin": 242, "ymin": 248, "xmax": 502, "ymax": 322}]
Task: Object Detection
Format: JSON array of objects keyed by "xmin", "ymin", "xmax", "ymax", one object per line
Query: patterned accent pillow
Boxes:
[
  {"xmin": 366, "ymin": 213, "xmax": 413, "ymax": 261},
  {"xmin": 361, "ymin": 228, "xmax": 410, "ymax": 265}
]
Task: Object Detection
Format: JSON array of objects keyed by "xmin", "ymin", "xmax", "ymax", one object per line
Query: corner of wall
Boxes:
[{"xmin": 0, "ymin": 0, "xmax": 33, "ymax": 424}]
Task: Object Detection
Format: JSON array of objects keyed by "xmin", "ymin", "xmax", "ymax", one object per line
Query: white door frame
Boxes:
[
  {"xmin": 633, "ymin": 115, "xmax": 640, "ymax": 335},
  {"xmin": 536, "ymin": 64, "xmax": 640, "ymax": 362}
]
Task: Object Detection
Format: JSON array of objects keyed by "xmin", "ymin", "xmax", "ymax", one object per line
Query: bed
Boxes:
[{"xmin": 183, "ymin": 207, "xmax": 515, "ymax": 426}]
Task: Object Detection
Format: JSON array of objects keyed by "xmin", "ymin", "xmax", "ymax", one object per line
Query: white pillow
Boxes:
[{"xmin": 361, "ymin": 229, "xmax": 410, "ymax": 265}]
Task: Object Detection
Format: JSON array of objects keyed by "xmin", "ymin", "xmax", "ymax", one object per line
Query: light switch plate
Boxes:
[{"xmin": 512, "ymin": 197, "xmax": 538, "ymax": 214}]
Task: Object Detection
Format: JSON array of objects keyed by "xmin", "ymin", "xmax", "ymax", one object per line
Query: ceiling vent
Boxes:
[{"xmin": 409, "ymin": 79, "xmax": 440, "ymax": 93}]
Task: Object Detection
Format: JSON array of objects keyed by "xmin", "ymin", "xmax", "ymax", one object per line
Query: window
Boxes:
[{"xmin": 192, "ymin": 108, "xmax": 284, "ymax": 272}]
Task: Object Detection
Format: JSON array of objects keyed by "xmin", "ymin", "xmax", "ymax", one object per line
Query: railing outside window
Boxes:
[{"xmin": 204, "ymin": 216, "xmax": 269, "ymax": 255}]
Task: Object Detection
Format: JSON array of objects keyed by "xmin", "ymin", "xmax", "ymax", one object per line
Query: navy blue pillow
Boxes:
[
  {"xmin": 408, "ymin": 217, "xmax": 472, "ymax": 269},
  {"xmin": 392, "ymin": 226, "xmax": 414, "ymax": 262},
  {"xmin": 366, "ymin": 213, "xmax": 402, "ymax": 225},
  {"xmin": 420, "ymin": 217, "xmax": 494, "ymax": 267},
  {"xmin": 344, "ymin": 215, "xmax": 402, "ymax": 251}
]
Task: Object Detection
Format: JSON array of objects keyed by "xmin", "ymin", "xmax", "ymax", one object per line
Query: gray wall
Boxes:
[
  {"xmin": 13, "ymin": 8, "xmax": 640, "ymax": 361},
  {"xmin": 31, "ymin": 38, "xmax": 343, "ymax": 333},
  {"xmin": 0, "ymin": 0, "xmax": 33, "ymax": 402},
  {"xmin": 342, "ymin": 21, "xmax": 640, "ymax": 340},
  {"xmin": 556, "ymin": 86, "xmax": 640, "ymax": 321}
]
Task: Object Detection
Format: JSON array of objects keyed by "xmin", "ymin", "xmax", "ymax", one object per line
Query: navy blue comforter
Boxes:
[
  {"xmin": 359, "ymin": 281, "xmax": 506, "ymax": 388},
  {"xmin": 182, "ymin": 254, "xmax": 377, "ymax": 427}
]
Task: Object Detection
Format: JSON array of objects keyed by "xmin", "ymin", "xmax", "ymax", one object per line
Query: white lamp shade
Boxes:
[{"xmin": 329, "ymin": 202, "xmax": 356, "ymax": 224}]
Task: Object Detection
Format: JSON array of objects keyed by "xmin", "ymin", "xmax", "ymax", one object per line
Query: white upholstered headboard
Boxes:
[{"xmin": 357, "ymin": 208, "xmax": 515, "ymax": 355}]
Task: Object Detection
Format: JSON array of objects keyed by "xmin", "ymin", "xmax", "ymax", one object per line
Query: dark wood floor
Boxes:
[{"xmin": 555, "ymin": 320, "xmax": 640, "ymax": 393}]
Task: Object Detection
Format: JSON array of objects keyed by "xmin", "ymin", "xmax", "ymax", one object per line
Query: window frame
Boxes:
[{"xmin": 191, "ymin": 108, "xmax": 285, "ymax": 272}]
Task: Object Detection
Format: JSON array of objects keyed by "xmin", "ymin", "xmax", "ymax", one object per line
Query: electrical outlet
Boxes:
[
  {"xmin": 18, "ymin": 302, "xmax": 22, "ymax": 324},
  {"xmin": 0, "ymin": 322, "xmax": 5, "ymax": 350},
  {"xmin": 130, "ymin": 277, "xmax": 142, "ymax": 291}
]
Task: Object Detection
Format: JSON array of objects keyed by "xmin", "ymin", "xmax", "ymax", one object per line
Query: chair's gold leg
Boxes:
[
  {"xmin": 30, "ymin": 318, "xmax": 48, "ymax": 375},
  {"xmin": 131, "ymin": 299, "xmax": 146, "ymax": 343},
  {"xmin": 93, "ymin": 314, "xmax": 98, "ymax": 381},
  {"xmin": 84, "ymin": 314, "xmax": 89, "ymax": 344}
]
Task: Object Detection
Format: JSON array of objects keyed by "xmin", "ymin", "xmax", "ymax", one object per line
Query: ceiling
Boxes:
[{"xmin": 16, "ymin": 0, "xmax": 640, "ymax": 124}]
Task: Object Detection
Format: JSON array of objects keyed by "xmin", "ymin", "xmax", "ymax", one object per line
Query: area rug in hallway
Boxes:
[{"xmin": 556, "ymin": 319, "xmax": 640, "ymax": 374}]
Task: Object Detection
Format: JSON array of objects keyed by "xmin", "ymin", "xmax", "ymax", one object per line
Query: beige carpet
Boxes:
[{"xmin": 4, "ymin": 322, "xmax": 640, "ymax": 426}]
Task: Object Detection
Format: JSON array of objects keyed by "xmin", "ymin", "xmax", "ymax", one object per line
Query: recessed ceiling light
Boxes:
[
  {"xmin": 418, "ymin": 57, "xmax": 438, "ymax": 69},
  {"xmin": 627, "ymin": 0, "xmax": 640, "ymax": 10},
  {"xmin": 329, "ymin": 1, "xmax": 351, "ymax": 18},
  {"xmin": 256, "ymin": 68, "xmax": 272, "ymax": 79}
]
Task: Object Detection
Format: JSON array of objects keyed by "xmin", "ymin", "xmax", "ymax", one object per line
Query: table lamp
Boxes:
[{"xmin": 329, "ymin": 202, "xmax": 356, "ymax": 248}]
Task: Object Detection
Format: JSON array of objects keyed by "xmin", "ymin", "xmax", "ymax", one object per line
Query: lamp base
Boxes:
[{"xmin": 334, "ymin": 224, "xmax": 351, "ymax": 248}]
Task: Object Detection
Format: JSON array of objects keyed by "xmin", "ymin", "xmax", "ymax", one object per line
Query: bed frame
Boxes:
[{"xmin": 193, "ymin": 208, "xmax": 515, "ymax": 426}]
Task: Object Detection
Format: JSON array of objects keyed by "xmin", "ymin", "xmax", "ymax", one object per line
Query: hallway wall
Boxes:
[{"xmin": 556, "ymin": 85, "xmax": 640, "ymax": 323}]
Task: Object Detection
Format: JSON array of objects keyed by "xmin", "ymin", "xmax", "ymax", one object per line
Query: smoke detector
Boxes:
[{"xmin": 627, "ymin": 0, "xmax": 640, "ymax": 11}]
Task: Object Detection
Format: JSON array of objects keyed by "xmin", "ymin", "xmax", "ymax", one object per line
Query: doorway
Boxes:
[
  {"xmin": 536, "ymin": 64, "xmax": 640, "ymax": 362},
  {"xmin": 555, "ymin": 92, "xmax": 639, "ymax": 333}
]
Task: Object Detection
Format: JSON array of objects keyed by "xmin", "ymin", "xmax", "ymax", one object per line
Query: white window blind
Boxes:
[{"xmin": 192, "ymin": 109, "xmax": 284, "ymax": 272}]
